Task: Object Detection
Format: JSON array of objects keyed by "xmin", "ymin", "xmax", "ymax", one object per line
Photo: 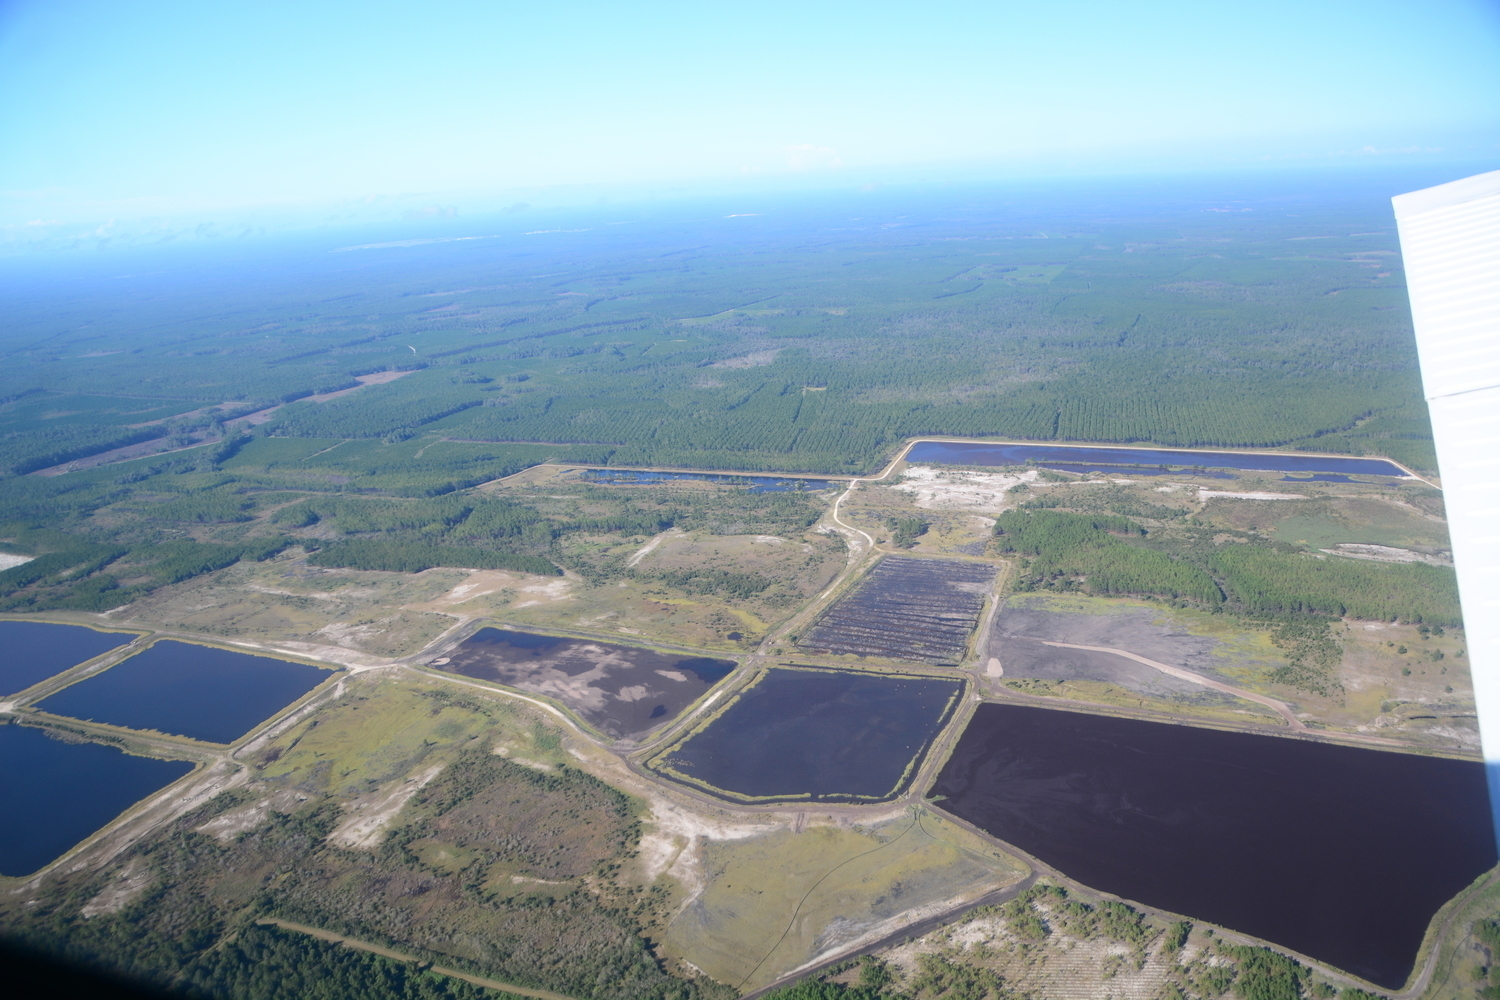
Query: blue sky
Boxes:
[{"xmin": 1, "ymin": 0, "xmax": 1497, "ymax": 240}]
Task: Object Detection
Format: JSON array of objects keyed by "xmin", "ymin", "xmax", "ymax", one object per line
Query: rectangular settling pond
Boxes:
[
  {"xmin": 436, "ymin": 628, "xmax": 737, "ymax": 740},
  {"xmin": 931, "ymin": 703, "xmax": 1496, "ymax": 989},
  {"xmin": 798, "ymin": 556, "xmax": 996, "ymax": 664},
  {"xmin": 906, "ymin": 440, "xmax": 1409, "ymax": 477},
  {"xmin": 648, "ymin": 666, "xmax": 965, "ymax": 804},
  {"xmin": 0, "ymin": 621, "xmax": 140, "ymax": 696},
  {"xmin": 35, "ymin": 640, "xmax": 334, "ymax": 743},
  {"xmin": 0, "ymin": 724, "xmax": 193, "ymax": 876}
]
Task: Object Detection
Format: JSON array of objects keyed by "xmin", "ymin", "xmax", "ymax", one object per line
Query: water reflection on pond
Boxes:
[
  {"xmin": 932, "ymin": 703, "xmax": 1494, "ymax": 988},
  {"xmin": 0, "ymin": 724, "xmax": 193, "ymax": 876},
  {"xmin": 36, "ymin": 641, "xmax": 333, "ymax": 743},
  {"xmin": 906, "ymin": 441, "xmax": 1408, "ymax": 477},
  {"xmin": 0, "ymin": 621, "xmax": 139, "ymax": 696}
]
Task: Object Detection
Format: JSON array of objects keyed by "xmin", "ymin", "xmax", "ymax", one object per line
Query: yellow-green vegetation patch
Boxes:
[
  {"xmin": 664, "ymin": 809, "xmax": 1026, "ymax": 992},
  {"xmin": 1208, "ymin": 495, "xmax": 1453, "ymax": 554},
  {"xmin": 998, "ymin": 676, "xmax": 1286, "ymax": 725},
  {"xmin": 256, "ymin": 679, "xmax": 567, "ymax": 795}
]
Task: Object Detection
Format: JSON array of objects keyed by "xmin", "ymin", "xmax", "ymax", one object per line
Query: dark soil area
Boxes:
[
  {"xmin": 438, "ymin": 628, "xmax": 735, "ymax": 740},
  {"xmin": 799, "ymin": 557, "xmax": 996, "ymax": 664}
]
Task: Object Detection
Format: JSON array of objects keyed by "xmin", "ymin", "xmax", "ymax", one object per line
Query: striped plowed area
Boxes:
[{"xmin": 798, "ymin": 557, "xmax": 996, "ymax": 664}]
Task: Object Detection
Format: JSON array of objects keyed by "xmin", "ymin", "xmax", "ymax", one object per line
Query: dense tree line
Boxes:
[
  {"xmin": 1204, "ymin": 544, "xmax": 1460, "ymax": 624},
  {"xmin": 994, "ymin": 510, "xmax": 1223, "ymax": 604},
  {"xmin": 992, "ymin": 509, "xmax": 1460, "ymax": 624}
]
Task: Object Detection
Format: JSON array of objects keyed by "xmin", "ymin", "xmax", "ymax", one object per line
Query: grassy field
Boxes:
[{"xmin": 663, "ymin": 809, "xmax": 1027, "ymax": 992}]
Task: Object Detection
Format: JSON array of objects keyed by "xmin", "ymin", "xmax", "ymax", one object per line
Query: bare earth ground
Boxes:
[{"xmin": 987, "ymin": 593, "xmax": 1476, "ymax": 751}]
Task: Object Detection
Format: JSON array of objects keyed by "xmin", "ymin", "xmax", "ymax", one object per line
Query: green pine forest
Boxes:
[{"xmin": 0, "ymin": 188, "xmax": 1449, "ymax": 629}]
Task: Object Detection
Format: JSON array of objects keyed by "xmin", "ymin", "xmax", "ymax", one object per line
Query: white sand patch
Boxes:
[
  {"xmin": 327, "ymin": 764, "xmax": 443, "ymax": 849},
  {"xmin": 625, "ymin": 528, "xmax": 683, "ymax": 569},
  {"xmin": 81, "ymin": 859, "xmax": 153, "ymax": 917},
  {"xmin": 891, "ymin": 465, "xmax": 1038, "ymax": 513},
  {"xmin": 656, "ymin": 669, "xmax": 688, "ymax": 682},
  {"xmin": 0, "ymin": 553, "xmax": 34, "ymax": 571},
  {"xmin": 986, "ymin": 657, "xmax": 1004, "ymax": 677},
  {"xmin": 752, "ymin": 535, "xmax": 785, "ymax": 545},
  {"xmin": 616, "ymin": 684, "xmax": 651, "ymax": 702},
  {"xmin": 1198, "ymin": 489, "xmax": 1301, "ymax": 501},
  {"xmin": 710, "ymin": 349, "xmax": 781, "ymax": 369},
  {"xmin": 237, "ymin": 639, "xmax": 386, "ymax": 671},
  {"xmin": 494, "ymin": 745, "xmax": 555, "ymax": 770},
  {"xmin": 637, "ymin": 800, "xmax": 782, "ymax": 904},
  {"xmin": 512, "ymin": 577, "xmax": 575, "ymax": 608},
  {"xmin": 1323, "ymin": 543, "xmax": 1450, "ymax": 566},
  {"xmin": 198, "ymin": 789, "xmax": 312, "ymax": 842}
]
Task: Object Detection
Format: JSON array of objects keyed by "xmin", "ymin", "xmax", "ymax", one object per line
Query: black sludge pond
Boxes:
[
  {"xmin": 35, "ymin": 641, "xmax": 333, "ymax": 744},
  {"xmin": 649, "ymin": 666, "xmax": 965, "ymax": 804},
  {"xmin": 0, "ymin": 621, "xmax": 140, "ymax": 696},
  {"xmin": 932, "ymin": 704, "xmax": 1495, "ymax": 989},
  {"xmin": 0, "ymin": 724, "xmax": 193, "ymax": 876},
  {"xmin": 436, "ymin": 628, "xmax": 736, "ymax": 740}
]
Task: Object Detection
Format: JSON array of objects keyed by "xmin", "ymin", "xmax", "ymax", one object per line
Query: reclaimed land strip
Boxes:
[
  {"xmin": 256, "ymin": 919, "xmax": 577, "ymax": 1000},
  {"xmin": 798, "ymin": 557, "xmax": 996, "ymax": 664},
  {"xmin": 1020, "ymin": 637, "xmax": 1308, "ymax": 730}
]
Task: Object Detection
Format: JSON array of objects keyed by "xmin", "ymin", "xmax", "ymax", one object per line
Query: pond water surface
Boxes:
[
  {"xmin": 0, "ymin": 724, "xmax": 193, "ymax": 876},
  {"xmin": 438, "ymin": 628, "xmax": 736, "ymax": 739},
  {"xmin": 0, "ymin": 621, "xmax": 139, "ymax": 696},
  {"xmin": 36, "ymin": 641, "xmax": 333, "ymax": 743},
  {"xmin": 906, "ymin": 441, "xmax": 1408, "ymax": 477},
  {"xmin": 932, "ymin": 704, "xmax": 1494, "ymax": 988},
  {"xmin": 651, "ymin": 666, "xmax": 964, "ymax": 803}
]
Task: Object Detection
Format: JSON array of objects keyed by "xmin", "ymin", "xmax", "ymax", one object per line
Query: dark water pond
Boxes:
[
  {"xmin": 651, "ymin": 666, "xmax": 965, "ymax": 803},
  {"xmin": 0, "ymin": 621, "xmax": 140, "ymax": 696},
  {"xmin": 906, "ymin": 441, "xmax": 1408, "ymax": 477},
  {"xmin": 0, "ymin": 724, "xmax": 193, "ymax": 876},
  {"xmin": 437, "ymin": 627, "xmax": 736, "ymax": 739},
  {"xmin": 579, "ymin": 469, "xmax": 833, "ymax": 493},
  {"xmin": 36, "ymin": 641, "xmax": 333, "ymax": 743},
  {"xmin": 932, "ymin": 704, "xmax": 1495, "ymax": 988}
]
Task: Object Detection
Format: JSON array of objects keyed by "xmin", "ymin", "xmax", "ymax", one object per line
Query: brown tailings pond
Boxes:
[
  {"xmin": 932, "ymin": 703, "xmax": 1495, "ymax": 989},
  {"xmin": 435, "ymin": 628, "xmax": 736, "ymax": 740}
]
